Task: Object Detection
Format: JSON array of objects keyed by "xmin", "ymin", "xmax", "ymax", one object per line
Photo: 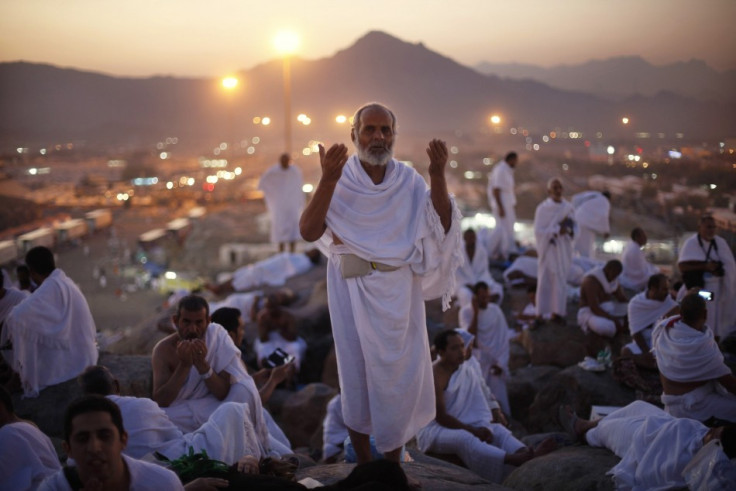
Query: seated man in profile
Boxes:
[
  {"xmin": 560, "ymin": 401, "xmax": 736, "ymax": 490},
  {"xmin": 79, "ymin": 365, "xmax": 264, "ymax": 465},
  {"xmin": 254, "ymin": 295, "xmax": 306, "ymax": 375},
  {"xmin": 619, "ymin": 228, "xmax": 660, "ymax": 292},
  {"xmin": 653, "ymin": 292, "xmax": 736, "ymax": 423},
  {"xmin": 152, "ymin": 295, "xmax": 269, "ymax": 439},
  {"xmin": 40, "ymin": 395, "xmax": 184, "ymax": 490},
  {"xmin": 455, "ymin": 229, "xmax": 503, "ymax": 308},
  {"xmin": 5, "ymin": 246, "xmax": 98, "ymax": 397},
  {"xmin": 416, "ymin": 330, "xmax": 554, "ymax": 484},
  {"xmin": 622, "ymin": 273, "xmax": 678, "ymax": 370},
  {"xmin": 577, "ymin": 260, "xmax": 628, "ymax": 363},
  {"xmin": 0, "ymin": 386, "xmax": 60, "ymax": 489}
]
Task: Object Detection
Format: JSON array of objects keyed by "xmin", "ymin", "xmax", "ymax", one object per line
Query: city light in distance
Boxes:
[
  {"xmin": 221, "ymin": 77, "xmax": 238, "ymax": 90},
  {"xmin": 273, "ymin": 30, "xmax": 299, "ymax": 55},
  {"xmin": 490, "ymin": 115, "xmax": 501, "ymax": 125}
]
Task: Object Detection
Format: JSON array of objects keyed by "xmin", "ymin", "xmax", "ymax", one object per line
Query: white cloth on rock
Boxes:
[
  {"xmin": 319, "ymin": 155, "xmax": 463, "ymax": 452},
  {"xmin": 678, "ymin": 233, "xmax": 736, "ymax": 338},
  {"xmin": 322, "ymin": 393, "xmax": 349, "ymax": 460},
  {"xmin": 39, "ymin": 454, "xmax": 183, "ymax": 491},
  {"xmin": 162, "ymin": 323, "xmax": 271, "ymax": 455},
  {"xmin": 231, "ymin": 253, "xmax": 313, "ymax": 291},
  {"xmin": 620, "ymin": 239, "xmax": 659, "ymax": 291},
  {"xmin": 258, "ymin": 163, "xmax": 304, "ymax": 244},
  {"xmin": 487, "ymin": 160, "xmax": 516, "ymax": 258},
  {"xmin": 416, "ymin": 361, "xmax": 525, "ymax": 483},
  {"xmin": 108, "ymin": 395, "xmax": 262, "ymax": 463},
  {"xmin": 458, "ymin": 303, "xmax": 511, "ymax": 414},
  {"xmin": 6, "ymin": 269, "xmax": 98, "ymax": 397},
  {"xmin": 653, "ymin": 316, "xmax": 736, "ymax": 421},
  {"xmin": 624, "ymin": 292, "xmax": 676, "ymax": 354},
  {"xmin": 585, "ymin": 400, "xmax": 711, "ymax": 491},
  {"xmin": 455, "ymin": 239, "xmax": 503, "ymax": 307},
  {"xmin": 0, "ymin": 421, "xmax": 61, "ymax": 491},
  {"xmin": 533, "ymin": 198, "xmax": 575, "ymax": 317},
  {"xmin": 572, "ymin": 191, "xmax": 610, "ymax": 258}
]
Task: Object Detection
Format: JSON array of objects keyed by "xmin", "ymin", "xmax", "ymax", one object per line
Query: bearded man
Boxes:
[{"xmin": 300, "ymin": 103, "xmax": 462, "ymax": 465}]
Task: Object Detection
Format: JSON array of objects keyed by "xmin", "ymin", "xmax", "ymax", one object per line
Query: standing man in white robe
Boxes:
[
  {"xmin": 653, "ymin": 292, "xmax": 736, "ymax": 423},
  {"xmin": 677, "ymin": 215, "xmax": 736, "ymax": 339},
  {"xmin": 487, "ymin": 152, "xmax": 518, "ymax": 260},
  {"xmin": 259, "ymin": 153, "xmax": 305, "ymax": 253},
  {"xmin": 619, "ymin": 227, "xmax": 660, "ymax": 291},
  {"xmin": 455, "ymin": 229, "xmax": 503, "ymax": 308},
  {"xmin": 0, "ymin": 270, "xmax": 28, "ymax": 366},
  {"xmin": 299, "ymin": 103, "xmax": 462, "ymax": 465},
  {"xmin": 533, "ymin": 178, "xmax": 575, "ymax": 323},
  {"xmin": 5, "ymin": 246, "xmax": 98, "ymax": 397},
  {"xmin": 572, "ymin": 190, "xmax": 611, "ymax": 258}
]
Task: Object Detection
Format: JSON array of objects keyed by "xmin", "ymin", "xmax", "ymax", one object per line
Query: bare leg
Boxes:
[
  {"xmin": 383, "ymin": 447, "xmax": 402, "ymax": 463},
  {"xmin": 347, "ymin": 428, "xmax": 372, "ymax": 464}
]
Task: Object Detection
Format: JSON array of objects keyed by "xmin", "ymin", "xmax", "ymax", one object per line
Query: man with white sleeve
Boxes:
[
  {"xmin": 619, "ymin": 227, "xmax": 660, "ymax": 291},
  {"xmin": 572, "ymin": 190, "xmax": 610, "ymax": 258},
  {"xmin": 300, "ymin": 102, "xmax": 462, "ymax": 466}
]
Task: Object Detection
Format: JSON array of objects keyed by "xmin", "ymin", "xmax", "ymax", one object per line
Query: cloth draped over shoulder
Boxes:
[
  {"xmin": 258, "ymin": 164, "xmax": 305, "ymax": 244},
  {"xmin": 534, "ymin": 198, "xmax": 575, "ymax": 266},
  {"xmin": 620, "ymin": 239, "xmax": 659, "ymax": 291},
  {"xmin": 319, "ymin": 155, "xmax": 463, "ymax": 310},
  {"xmin": 162, "ymin": 323, "xmax": 271, "ymax": 455},
  {"xmin": 0, "ymin": 421, "xmax": 61, "ymax": 491},
  {"xmin": 572, "ymin": 191, "xmax": 610, "ymax": 234},
  {"xmin": 628, "ymin": 292, "xmax": 677, "ymax": 336},
  {"xmin": 6, "ymin": 269, "xmax": 98, "ymax": 397},
  {"xmin": 652, "ymin": 316, "xmax": 731, "ymax": 383}
]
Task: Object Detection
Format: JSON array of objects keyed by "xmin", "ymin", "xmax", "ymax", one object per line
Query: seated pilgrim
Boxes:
[
  {"xmin": 560, "ymin": 401, "xmax": 736, "ymax": 490},
  {"xmin": 416, "ymin": 330, "xmax": 554, "ymax": 484},
  {"xmin": 621, "ymin": 273, "xmax": 678, "ymax": 370},
  {"xmin": 5, "ymin": 246, "xmax": 98, "ymax": 397},
  {"xmin": 254, "ymin": 295, "xmax": 306, "ymax": 375},
  {"xmin": 653, "ymin": 292, "xmax": 736, "ymax": 423},
  {"xmin": 455, "ymin": 229, "xmax": 503, "ymax": 307},
  {"xmin": 79, "ymin": 365, "xmax": 264, "ymax": 463},
  {"xmin": 207, "ymin": 249, "xmax": 321, "ymax": 296},
  {"xmin": 619, "ymin": 228, "xmax": 660, "ymax": 292}
]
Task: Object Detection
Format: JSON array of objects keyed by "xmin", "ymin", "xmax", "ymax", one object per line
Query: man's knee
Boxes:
[{"xmin": 588, "ymin": 317, "xmax": 617, "ymax": 338}]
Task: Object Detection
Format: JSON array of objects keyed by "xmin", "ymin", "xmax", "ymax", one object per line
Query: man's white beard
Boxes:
[{"xmin": 354, "ymin": 138, "xmax": 394, "ymax": 167}]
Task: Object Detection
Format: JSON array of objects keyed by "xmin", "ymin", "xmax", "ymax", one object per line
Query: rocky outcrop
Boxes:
[
  {"xmin": 279, "ymin": 383, "xmax": 337, "ymax": 449},
  {"xmin": 519, "ymin": 322, "xmax": 586, "ymax": 367}
]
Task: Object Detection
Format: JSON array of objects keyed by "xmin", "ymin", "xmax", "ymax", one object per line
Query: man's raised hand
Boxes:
[
  {"xmin": 426, "ymin": 139, "xmax": 448, "ymax": 177},
  {"xmin": 318, "ymin": 143, "xmax": 348, "ymax": 185}
]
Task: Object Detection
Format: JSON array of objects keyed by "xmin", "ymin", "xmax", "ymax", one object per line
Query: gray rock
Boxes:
[
  {"xmin": 503, "ymin": 446, "xmax": 618, "ymax": 491},
  {"xmin": 519, "ymin": 322, "xmax": 586, "ymax": 367},
  {"xmin": 280, "ymin": 383, "xmax": 337, "ymax": 449},
  {"xmin": 506, "ymin": 365, "xmax": 560, "ymax": 426}
]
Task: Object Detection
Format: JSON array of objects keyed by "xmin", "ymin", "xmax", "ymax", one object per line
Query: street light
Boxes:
[
  {"xmin": 274, "ymin": 30, "xmax": 300, "ymax": 154},
  {"xmin": 221, "ymin": 76, "xmax": 240, "ymax": 163}
]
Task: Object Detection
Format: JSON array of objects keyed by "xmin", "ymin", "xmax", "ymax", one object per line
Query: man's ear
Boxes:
[
  {"xmin": 350, "ymin": 128, "xmax": 356, "ymax": 142},
  {"xmin": 121, "ymin": 430, "xmax": 128, "ymax": 449}
]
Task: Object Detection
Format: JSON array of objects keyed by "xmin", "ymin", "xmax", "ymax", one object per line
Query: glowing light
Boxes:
[
  {"xmin": 450, "ymin": 146, "xmax": 459, "ymax": 154},
  {"xmin": 187, "ymin": 178, "xmax": 195, "ymax": 186},
  {"xmin": 166, "ymin": 182, "xmax": 173, "ymax": 190},
  {"xmin": 710, "ymin": 184, "xmax": 717, "ymax": 190},
  {"xmin": 159, "ymin": 152, "xmax": 168, "ymax": 159},
  {"xmin": 335, "ymin": 115, "xmax": 347, "ymax": 124},
  {"xmin": 29, "ymin": 168, "xmax": 37, "ymax": 175},
  {"xmin": 261, "ymin": 117, "xmax": 271, "ymax": 125},
  {"xmin": 302, "ymin": 148, "xmax": 311, "ymax": 156},
  {"xmin": 164, "ymin": 271, "xmax": 177, "ymax": 280},
  {"xmin": 252, "ymin": 137, "xmax": 260, "ymax": 144},
  {"xmin": 273, "ymin": 30, "xmax": 299, "ymax": 55},
  {"xmin": 234, "ymin": 167, "xmax": 242, "ymax": 175},
  {"xmin": 222, "ymin": 77, "xmax": 238, "ymax": 90},
  {"xmin": 482, "ymin": 158, "xmax": 492, "ymax": 166},
  {"xmin": 463, "ymin": 171, "xmax": 474, "ymax": 179},
  {"xmin": 247, "ymin": 146, "xmax": 255, "ymax": 155},
  {"xmin": 302, "ymin": 184, "xmax": 314, "ymax": 193},
  {"xmin": 449, "ymin": 161, "xmax": 458, "ymax": 169},
  {"xmin": 607, "ymin": 145, "xmax": 615, "ymax": 155},
  {"xmin": 622, "ymin": 117, "xmax": 630, "ymax": 125},
  {"xmin": 490, "ymin": 115, "xmax": 501, "ymax": 125},
  {"xmin": 297, "ymin": 114, "xmax": 307, "ymax": 122},
  {"xmin": 253, "ymin": 117, "xmax": 261, "ymax": 124}
]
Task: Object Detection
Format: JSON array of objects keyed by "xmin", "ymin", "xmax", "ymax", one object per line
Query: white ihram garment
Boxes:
[
  {"xmin": 0, "ymin": 287, "xmax": 29, "ymax": 364},
  {"xmin": 487, "ymin": 160, "xmax": 516, "ymax": 258},
  {"xmin": 572, "ymin": 191, "xmax": 610, "ymax": 258},
  {"xmin": 258, "ymin": 164, "xmax": 304, "ymax": 244},
  {"xmin": 320, "ymin": 155, "xmax": 462, "ymax": 452},
  {"xmin": 231, "ymin": 252, "xmax": 312, "ymax": 291},
  {"xmin": 653, "ymin": 316, "xmax": 736, "ymax": 422},
  {"xmin": 162, "ymin": 323, "xmax": 272, "ymax": 455},
  {"xmin": 458, "ymin": 304, "xmax": 511, "ymax": 414},
  {"xmin": 534, "ymin": 198, "xmax": 575, "ymax": 317},
  {"xmin": 678, "ymin": 233, "xmax": 736, "ymax": 338},
  {"xmin": 0, "ymin": 422, "xmax": 61, "ymax": 491},
  {"xmin": 322, "ymin": 393, "xmax": 349, "ymax": 460},
  {"xmin": 416, "ymin": 361, "xmax": 525, "ymax": 483},
  {"xmin": 585, "ymin": 400, "xmax": 710, "ymax": 491},
  {"xmin": 576, "ymin": 266, "xmax": 624, "ymax": 338},
  {"xmin": 455, "ymin": 239, "xmax": 503, "ymax": 307},
  {"xmin": 620, "ymin": 239, "xmax": 659, "ymax": 291},
  {"xmin": 624, "ymin": 292, "xmax": 676, "ymax": 354},
  {"xmin": 6, "ymin": 269, "xmax": 98, "ymax": 397}
]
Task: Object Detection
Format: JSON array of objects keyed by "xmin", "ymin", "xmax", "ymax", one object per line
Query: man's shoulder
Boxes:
[{"xmin": 152, "ymin": 333, "xmax": 178, "ymax": 356}]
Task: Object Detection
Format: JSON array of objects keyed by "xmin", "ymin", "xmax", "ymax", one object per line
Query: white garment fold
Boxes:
[
  {"xmin": 455, "ymin": 239, "xmax": 503, "ymax": 307},
  {"xmin": 534, "ymin": 198, "xmax": 575, "ymax": 317},
  {"xmin": 487, "ymin": 160, "xmax": 516, "ymax": 258},
  {"xmin": 322, "ymin": 393, "xmax": 349, "ymax": 460},
  {"xmin": 620, "ymin": 240, "xmax": 659, "ymax": 291},
  {"xmin": 258, "ymin": 164, "xmax": 304, "ymax": 244},
  {"xmin": 321, "ymin": 155, "xmax": 463, "ymax": 452},
  {"xmin": 162, "ymin": 323, "xmax": 271, "ymax": 455},
  {"xmin": 0, "ymin": 421, "xmax": 61, "ymax": 491},
  {"xmin": 628, "ymin": 292, "xmax": 677, "ymax": 336},
  {"xmin": 6, "ymin": 269, "xmax": 98, "ymax": 397},
  {"xmin": 231, "ymin": 253, "xmax": 312, "ymax": 291}
]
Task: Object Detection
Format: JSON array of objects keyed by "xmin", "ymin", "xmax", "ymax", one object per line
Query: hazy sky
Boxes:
[{"xmin": 1, "ymin": 0, "xmax": 734, "ymax": 78}]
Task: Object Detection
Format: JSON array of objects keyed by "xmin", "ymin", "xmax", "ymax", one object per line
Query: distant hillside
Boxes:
[
  {"xmin": 1, "ymin": 32, "xmax": 734, "ymax": 151},
  {"xmin": 475, "ymin": 56, "xmax": 736, "ymax": 102}
]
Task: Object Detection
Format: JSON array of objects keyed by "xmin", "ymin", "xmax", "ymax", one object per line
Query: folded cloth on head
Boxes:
[
  {"xmin": 6, "ymin": 269, "xmax": 98, "ymax": 397},
  {"xmin": 652, "ymin": 316, "xmax": 731, "ymax": 383}
]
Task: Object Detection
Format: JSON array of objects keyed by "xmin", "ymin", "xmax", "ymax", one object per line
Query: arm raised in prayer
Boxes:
[
  {"xmin": 191, "ymin": 339, "xmax": 231, "ymax": 401},
  {"xmin": 300, "ymin": 143, "xmax": 349, "ymax": 242},
  {"xmin": 427, "ymin": 139, "xmax": 452, "ymax": 233},
  {"xmin": 433, "ymin": 364, "xmax": 493, "ymax": 443}
]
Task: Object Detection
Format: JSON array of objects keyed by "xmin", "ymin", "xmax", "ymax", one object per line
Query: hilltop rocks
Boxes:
[
  {"xmin": 279, "ymin": 383, "xmax": 337, "ymax": 449},
  {"xmin": 519, "ymin": 322, "xmax": 586, "ymax": 367}
]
